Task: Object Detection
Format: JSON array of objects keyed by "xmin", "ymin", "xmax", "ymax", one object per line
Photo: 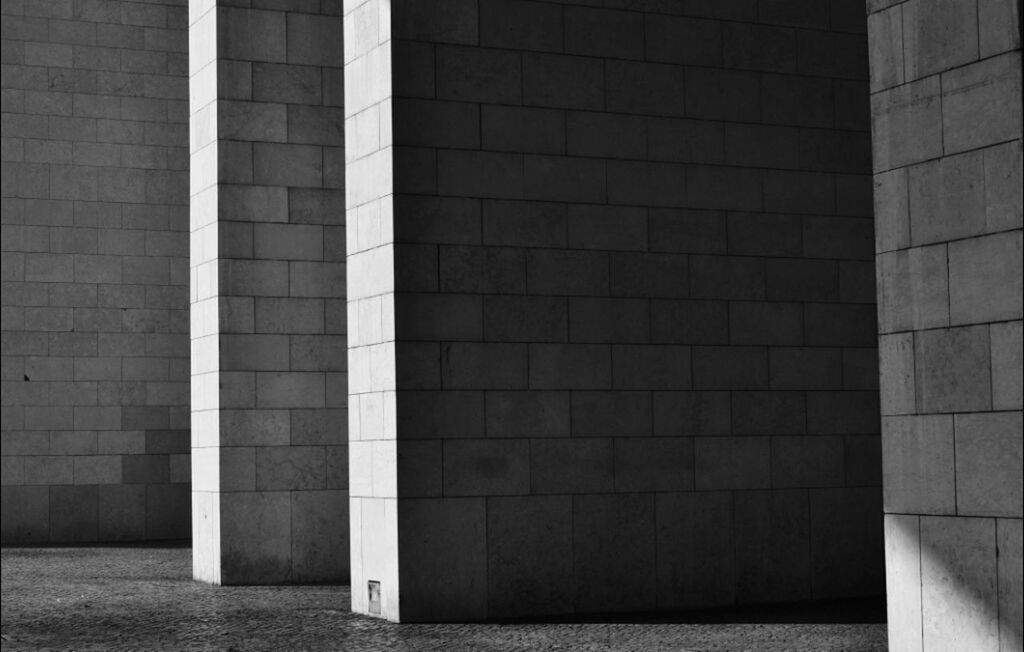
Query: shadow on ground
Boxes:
[{"xmin": 1, "ymin": 546, "xmax": 886, "ymax": 652}]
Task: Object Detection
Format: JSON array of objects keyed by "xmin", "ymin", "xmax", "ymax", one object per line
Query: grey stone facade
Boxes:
[
  {"xmin": 2, "ymin": 0, "xmax": 190, "ymax": 542},
  {"xmin": 0, "ymin": 0, "xmax": 1021, "ymax": 647},
  {"xmin": 868, "ymin": 0, "xmax": 1023, "ymax": 649}
]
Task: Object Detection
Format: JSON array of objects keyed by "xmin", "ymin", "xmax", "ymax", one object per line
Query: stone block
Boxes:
[
  {"xmin": 733, "ymin": 489, "xmax": 811, "ymax": 602},
  {"xmin": 879, "ymin": 333, "xmax": 916, "ymax": 415},
  {"xmin": 567, "ymin": 205, "xmax": 646, "ymax": 251},
  {"xmin": 487, "ymin": 495, "xmax": 573, "ymax": 618},
  {"xmin": 876, "ymin": 245, "xmax": 950, "ymax": 333},
  {"xmin": 485, "ymin": 391, "xmax": 569, "ymax": 438},
  {"xmin": 482, "ymin": 200, "xmax": 566, "ymax": 248},
  {"xmin": 442, "ymin": 439, "xmax": 529, "ymax": 496},
  {"xmin": 688, "ymin": 67, "xmax": 761, "ymax": 123},
  {"xmin": 614, "ymin": 437, "xmax": 694, "ymax": 492},
  {"xmin": 482, "ymin": 105, "xmax": 563, "ymax": 155},
  {"xmin": 954, "ymin": 412, "xmax": 1023, "ymax": 517},
  {"xmin": 948, "ymin": 231, "xmax": 1023, "ymax": 325},
  {"xmin": 867, "ymin": 5, "xmax": 903, "ymax": 92},
  {"xmin": 991, "ymin": 321, "xmax": 1023, "ymax": 410},
  {"xmin": 648, "ymin": 209, "xmax": 726, "ymax": 254},
  {"xmin": 567, "ymin": 112, "xmax": 645, "ymax": 160},
  {"xmin": 915, "ymin": 325, "xmax": 992, "ymax": 413},
  {"xmin": 397, "ymin": 497, "xmax": 487, "ymax": 621},
  {"xmin": 479, "ymin": 0, "xmax": 562, "ymax": 52},
  {"xmin": 902, "ymin": 0, "xmax": 978, "ymax": 80},
  {"xmin": 396, "ymin": 293, "xmax": 482, "ymax": 342},
  {"xmin": 908, "ymin": 150, "xmax": 986, "ymax": 246},
  {"xmin": 606, "ymin": 60, "xmax": 685, "ymax": 118},
  {"xmin": 690, "ymin": 255, "xmax": 764, "ymax": 300},
  {"xmin": 570, "ymin": 391, "xmax": 651, "ymax": 437},
  {"xmin": 807, "ymin": 391, "xmax": 880, "ymax": 434},
  {"xmin": 882, "ymin": 414, "xmax": 956, "ymax": 514},
  {"xmin": 436, "ymin": 45, "xmax": 520, "ymax": 104},
  {"xmin": 941, "ymin": 52, "xmax": 1022, "ymax": 155},
  {"xmin": 983, "ymin": 140, "xmax": 1023, "ymax": 232},
  {"xmin": 291, "ymin": 490, "xmax": 348, "ymax": 583},
  {"xmin": 884, "ymin": 514, "xmax": 923, "ymax": 652},
  {"xmin": 610, "ymin": 252, "xmax": 688, "ymax": 299},
  {"xmin": 770, "ymin": 347, "xmax": 843, "ymax": 390},
  {"xmin": 437, "ymin": 151, "xmax": 523, "ymax": 200},
  {"xmin": 565, "ymin": 6, "xmax": 643, "ymax": 60},
  {"xmin": 572, "ymin": 493, "xmax": 656, "ymax": 613},
  {"xmin": 997, "ymin": 518, "xmax": 1023, "ymax": 652},
  {"xmin": 524, "ymin": 155, "xmax": 605, "ymax": 204},
  {"xmin": 651, "ymin": 299, "xmax": 727, "ymax": 345},
  {"xmin": 220, "ymin": 491, "xmax": 291, "ymax": 584},
  {"xmin": 732, "ymin": 391, "xmax": 806, "ymax": 435},
  {"xmin": 571, "ymin": 298, "xmax": 650, "ymax": 344},
  {"xmin": 920, "ymin": 516, "xmax": 999, "ymax": 652},
  {"xmin": 530, "ymin": 438, "xmax": 612, "ymax": 494},
  {"xmin": 483, "ymin": 296, "xmax": 566, "ymax": 343},
  {"xmin": 441, "ymin": 343, "xmax": 527, "ymax": 390},
  {"xmin": 694, "ymin": 437, "xmax": 770, "ymax": 490},
  {"xmin": 870, "ymin": 75, "xmax": 942, "ymax": 171},
  {"xmin": 729, "ymin": 301, "xmax": 802, "ymax": 345},
  {"xmin": 0, "ymin": 485, "xmax": 48, "ymax": 542},
  {"xmin": 528, "ymin": 344, "xmax": 610, "ymax": 390},
  {"xmin": 523, "ymin": 52, "xmax": 604, "ymax": 110},
  {"xmin": 726, "ymin": 212, "xmax": 801, "ymax": 257},
  {"xmin": 810, "ymin": 488, "xmax": 884, "ymax": 598},
  {"xmin": 772, "ymin": 436, "xmax": 844, "ymax": 488},
  {"xmin": 692, "ymin": 346, "xmax": 768, "ymax": 390},
  {"xmin": 655, "ymin": 491, "xmax": 734, "ymax": 607},
  {"xmin": 49, "ymin": 485, "xmax": 97, "ymax": 542}
]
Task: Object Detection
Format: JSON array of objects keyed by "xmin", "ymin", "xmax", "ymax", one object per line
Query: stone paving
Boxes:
[{"xmin": 1, "ymin": 546, "xmax": 887, "ymax": 652}]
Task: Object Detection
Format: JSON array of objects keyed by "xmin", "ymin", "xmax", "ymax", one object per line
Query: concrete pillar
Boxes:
[
  {"xmin": 189, "ymin": 0, "xmax": 348, "ymax": 584},
  {"xmin": 867, "ymin": 1, "xmax": 1022, "ymax": 650},
  {"xmin": 347, "ymin": 0, "xmax": 880, "ymax": 622}
]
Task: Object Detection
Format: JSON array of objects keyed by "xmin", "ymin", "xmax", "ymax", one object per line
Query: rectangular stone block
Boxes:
[
  {"xmin": 870, "ymin": 75, "xmax": 942, "ymax": 171},
  {"xmin": 442, "ymin": 439, "xmax": 529, "ymax": 496},
  {"xmin": 694, "ymin": 437, "xmax": 770, "ymax": 490},
  {"xmin": 883, "ymin": 414, "xmax": 956, "ymax": 514},
  {"xmin": 530, "ymin": 438, "xmax": 612, "ymax": 494},
  {"xmin": 991, "ymin": 321, "xmax": 1023, "ymax": 410},
  {"xmin": 948, "ymin": 231, "xmax": 1023, "ymax": 325},
  {"xmin": 920, "ymin": 516, "xmax": 999, "ymax": 652},
  {"xmin": 484, "ymin": 391, "xmax": 569, "ymax": 439},
  {"xmin": 733, "ymin": 490, "xmax": 811, "ymax": 602},
  {"xmin": 486, "ymin": 495, "xmax": 572, "ymax": 618},
  {"xmin": 941, "ymin": 52, "xmax": 1022, "ymax": 155},
  {"xmin": 572, "ymin": 493, "xmax": 656, "ymax": 613},
  {"xmin": 915, "ymin": 325, "xmax": 992, "ymax": 413},
  {"xmin": 954, "ymin": 412, "xmax": 1023, "ymax": 517}
]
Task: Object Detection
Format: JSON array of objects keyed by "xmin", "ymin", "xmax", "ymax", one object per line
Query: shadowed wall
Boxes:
[
  {"xmin": 867, "ymin": 0, "xmax": 1023, "ymax": 650},
  {"xmin": 347, "ymin": 0, "xmax": 882, "ymax": 621},
  {"xmin": 2, "ymin": 0, "xmax": 191, "ymax": 543}
]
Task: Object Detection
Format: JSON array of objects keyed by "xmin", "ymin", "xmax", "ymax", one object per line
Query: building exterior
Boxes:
[{"xmin": 1, "ymin": 0, "xmax": 1021, "ymax": 650}]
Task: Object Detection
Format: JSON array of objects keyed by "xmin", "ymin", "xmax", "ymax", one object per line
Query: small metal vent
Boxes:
[{"xmin": 367, "ymin": 580, "xmax": 381, "ymax": 615}]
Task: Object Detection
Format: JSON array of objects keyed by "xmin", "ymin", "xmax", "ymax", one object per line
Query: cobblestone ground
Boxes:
[{"xmin": 1, "ymin": 547, "xmax": 887, "ymax": 652}]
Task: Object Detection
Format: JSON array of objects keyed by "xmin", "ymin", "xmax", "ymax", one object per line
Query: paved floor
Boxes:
[{"xmin": 1, "ymin": 546, "xmax": 887, "ymax": 651}]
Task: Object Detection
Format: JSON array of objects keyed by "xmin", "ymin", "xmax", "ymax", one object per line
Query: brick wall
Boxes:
[
  {"xmin": 348, "ymin": 0, "xmax": 882, "ymax": 621},
  {"xmin": 2, "ymin": 0, "xmax": 190, "ymax": 542},
  {"xmin": 867, "ymin": 0, "xmax": 1022, "ymax": 650}
]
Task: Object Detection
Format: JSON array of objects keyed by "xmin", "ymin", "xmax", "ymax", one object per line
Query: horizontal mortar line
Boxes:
[
  {"xmin": 876, "ymin": 224, "xmax": 1024, "ymax": 254},
  {"xmin": 389, "ymin": 36, "xmax": 871, "ymax": 82},
  {"xmin": 386, "ymin": 94, "xmax": 873, "ymax": 135},
  {"xmin": 880, "ymin": 316, "xmax": 1023, "ymax": 336},
  {"xmin": 871, "ymin": 136, "xmax": 1022, "ymax": 176},
  {"xmin": 868, "ymin": 49, "xmax": 1023, "ymax": 97}
]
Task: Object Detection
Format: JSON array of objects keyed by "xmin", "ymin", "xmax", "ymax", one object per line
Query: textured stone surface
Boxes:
[
  {"xmin": 344, "ymin": 0, "xmax": 881, "ymax": 622},
  {"xmin": 1, "ymin": 0, "xmax": 190, "ymax": 543},
  {"xmin": 868, "ymin": 1, "xmax": 1024, "ymax": 649},
  {"xmin": 0, "ymin": 546, "xmax": 887, "ymax": 651}
]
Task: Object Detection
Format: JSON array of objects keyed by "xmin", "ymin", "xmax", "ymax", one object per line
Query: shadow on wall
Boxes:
[{"xmin": 886, "ymin": 515, "xmax": 1022, "ymax": 651}]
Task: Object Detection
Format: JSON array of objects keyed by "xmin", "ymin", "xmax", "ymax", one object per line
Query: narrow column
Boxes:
[
  {"xmin": 189, "ymin": 0, "xmax": 348, "ymax": 584},
  {"xmin": 868, "ymin": 1, "xmax": 1022, "ymax": 650}
]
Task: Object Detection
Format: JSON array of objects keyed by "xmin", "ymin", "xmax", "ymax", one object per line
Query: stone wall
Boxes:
[
  {"xmin": 2, "ymin": 0, "xmax": 191, "ymax": 542},
  {"xmin": 189, "ymin": 0, "xmax": 348, "ymax": 584},
  {"xmin": 867, "ymin": 0, "xmax": 1023, "ymax": 650},
  {"xmin": 348, "ymin": 0, "xmax": 882, "ymax": 621}
]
